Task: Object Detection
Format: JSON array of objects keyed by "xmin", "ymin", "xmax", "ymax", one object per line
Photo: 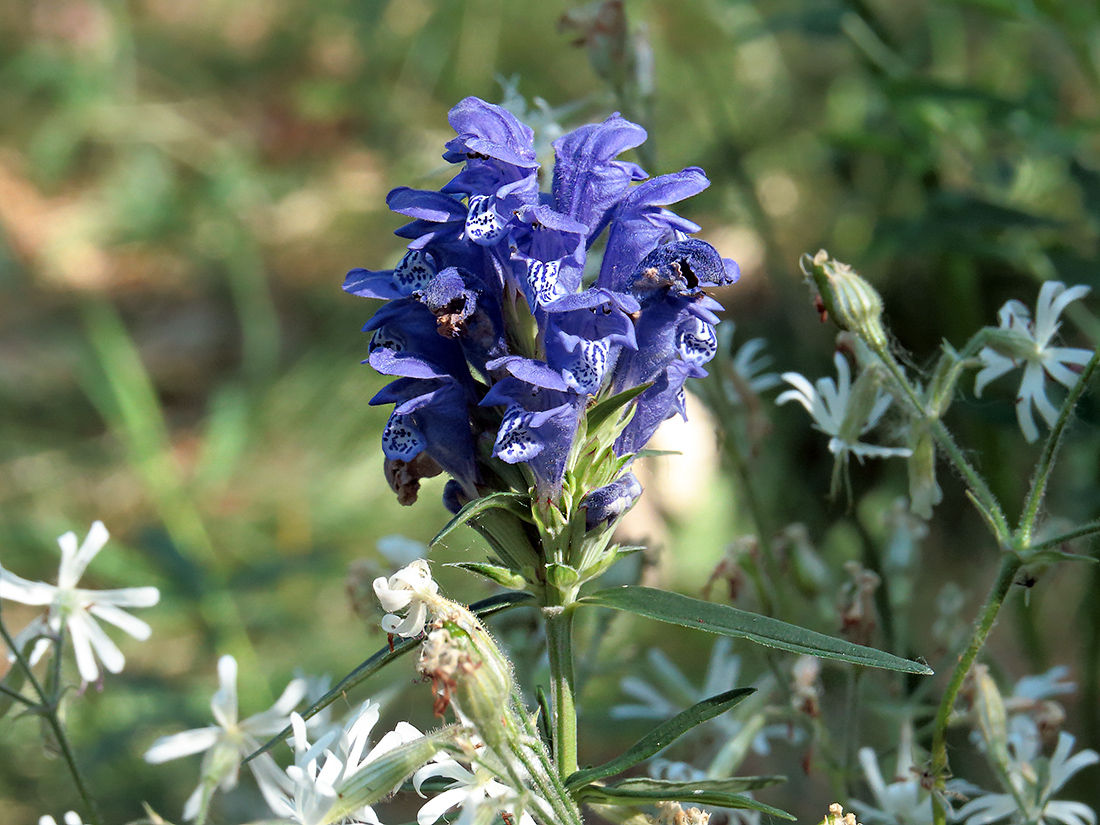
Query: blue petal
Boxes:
[
  {"xmin": 443, "ymin": 97, "xmax": 538, "ymax": 168},
  {"xmin": 598, "ymin": 168, "xmax": 711, "ymax": 291},
  {"xmin": 382, "ymin": 413, "xmax": 428, "ymax": 460},
  {"xmin": 552, "ymin": 113, "xmax": 648, "ymax": 233},
  {"xmin": 582, "ymin": 472, "xmax": 643, "ymax": 531}
]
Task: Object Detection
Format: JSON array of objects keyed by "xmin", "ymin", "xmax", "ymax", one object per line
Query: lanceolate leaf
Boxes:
[
  {"xmin": 581, "ymin": 783, "xmax": 794, "ymax": 819},
  {"xmin": 245, "ymin": 590, "xmax": 535, "ymax": 763},
  {"xmin": 603, "ymin": 776, "xmax": 786, "ymax": 795},
  {"xmin": 585, "ymin": 383, "xmax": 652, "ymax": 433},
  {"xmin": 431, "ymin": 491, "xmax": 532, "ymax": 547},
  {"xmin": 579, "ymin": 586, "xmax": 932, "ymax": 675},
  {"xmin": 566, "ymin": 687, "xmax": 753, "ymax": 790},
  {"xmin": 446, "ymin": 562, "xmax": 528, "ymax": 589}
]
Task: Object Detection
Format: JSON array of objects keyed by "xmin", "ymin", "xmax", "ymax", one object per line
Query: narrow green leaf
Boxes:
[
  {"xmin": 245, "ymin": 590, "xmax": 535, "ymax": 763},
  {"xmin": 581, "ymin": 784, "xmax": 793, "ymax": 819},
  {"xmin": 566, "ymin": 687, "xmax": 753, "ymax": 790},
  {"xmin": 602, "ymin": 776, "xmax": 786, "ymax": 795},
  {"xmin": 446, "ymin": 562, "xmax": 528, "ymax": 589},
  {"xmin": 431, "ymin": 491, "xmax": 532, "ymax": 547},
  {"xmin": 579, "ymin": 586, "xmax": 932, "ymax": 675},
  {"xmin": 586, "ymin": 383, "xmax": 652, "ymax": 432}
]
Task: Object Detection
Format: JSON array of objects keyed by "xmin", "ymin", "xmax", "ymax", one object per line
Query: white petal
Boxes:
[
  {"xmin": 211, "ymin": 655, "xmax": 239, "ymax": 729},
  {"xmin": 1044, "ymin": 801, "xmax": 1097, "ymax": 825},
  {"xmin": 66, "ymin": 521, "xmax": 110, "ymax": 587},
  {"xmin": 144, "ymin": 727, "xmax": 221, "ymax": 763},
  {"xmin": 63, "ymin": 813, "xmax": 82, "ymax": 825},
  {"xmin": 77, "ymin": 612, "xmax": 125, "ymax": 674},
  {"xmin": 1016, "ymin": 394, "xmax": 1041, "ymax": 443},
  {"xmin": 957, "ymin": 794, "xmax": 1017, "ymax": 825},
  {"xmin": 975, "ymin": 349, "xmax": 1016, "ymax": 397},
  {"xmin": 67, "ymin": 614, "xmax": 101, "ymax": 684},
  {"xmin": 88, "ymin": 586, "xmax": 160, "ymax": 608},
  {"xmin": 181, "ymin": 782, "xmax": 205, "ymax": 821},
  {"xmin": 858, "ymin": 748, "xmax": 888, "ymax": 808},
  {"xmin": 418, "ymin": 787, "xmax": 468, "ymax": 825},
  {"xmin": 87, "ymin": 604, "xmax": 152, "ymax": 640},
  {"xmin": 0, "ymin": 568, "xmax": 58, "ymax": 606},
  {"xmin": 56, "ymin": 530, "xmax": 80, "ymax": 589}
]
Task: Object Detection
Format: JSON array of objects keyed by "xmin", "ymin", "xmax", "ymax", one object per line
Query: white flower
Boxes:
[
  {"xmin": 39, "ymin": 814, "xmax": 83, "ymax": 825},
  {"xmin": 1009, "ymin": 666, "xmax": 1076, "ymax": 707},
  {"xmin": 850, "ymin": 744, "xmax": 933, "ymax": 825},
  {"xmin": 732, "ymin": 337, "xmax": 783, "ymax": 395},
  {"xmin": 0, "ymin": 521, "xmax": 160, "ymax": 684},
  {"xmin": 974, "ymin": 281, "xmax": 1093, "ymax": 443},
  {"xmin": 777, "ymin": 352, "xmax": 911, "ymax": 462},
  {"xmin": 269, "ymin": 702, "xmax": 423, "ymax": 825},
  {"xmin": 373, "ymin": 559, "xmax": 440, "ymax": 637},
  {"xmin": 956, "ymin": 731, "xmax": 1098, "ymax": 825},
  {"xmin": 413, "ymin": 752, "xmax": 536, "ymax": 825},
  {"xmin": 144, "ymin": 654, "xmax": 307, "ymax": 820}
]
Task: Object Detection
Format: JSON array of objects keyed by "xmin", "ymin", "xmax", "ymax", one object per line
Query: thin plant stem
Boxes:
[
  {"xmin": 544, "ymin": 601, "xmax": 579, "ymax": 778},
  {"xmin": 1018, "ymin": 348, "xmax": 1100, "ymax": 547},
  {"xmin": 930, "ymin": 555, "xmax": 1022, "ymax": 825},
  {"xmin": 0, "ymin": 621, "xmax": 101, "ymax": 825},
  {"xmin": 0, "ymin": 681, "xmax": 34, "ymax": 708},
  {"xmin": 870, "ymin": 342, "xmax": 1011, "ymax": 542},
  {"xmin": 843, "ymin": 666, "xmax": 864, "ymax": 798},
  {"xmin": 1026, "ymin": 519, "xmax": 1100, "ymax": 553}
]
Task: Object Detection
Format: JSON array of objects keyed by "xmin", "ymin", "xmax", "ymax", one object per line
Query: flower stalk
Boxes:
[{"xmin": 929, "ymin": 554, "xmax": 1022, "ymax": 825}]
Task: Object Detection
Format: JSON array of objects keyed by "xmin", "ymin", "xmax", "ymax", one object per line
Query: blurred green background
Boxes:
[{"xmin": 3, "ymin": 0, "xmax": 1100, "ymax": 822}]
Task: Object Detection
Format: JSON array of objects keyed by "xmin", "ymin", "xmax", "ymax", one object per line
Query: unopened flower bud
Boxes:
[
  {"xmin": 416, "ymin": 608, "xmax": 515, "ymax": 753},
  {"xmin": 802, "ymin": 250, "xmax": 888, "ymax": 351},
  {"xmin": 582, "ymin": 472, "xmax": 643, "ymax": 531},
  {"xmin": 968, "ymin": 664, "xmax": 1010, "ymax": 769},
  {"xmin": 906, "ymin": 426, "xmax": 942, "ymax": 520},
  {"xmin": 822, "ymin": 803, "xmax": 861, "ymax": 825}
]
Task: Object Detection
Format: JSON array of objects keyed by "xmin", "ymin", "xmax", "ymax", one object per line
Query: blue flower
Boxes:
[{"xmin": 348, "ymin": 96, "xmax": 738, "ymax": 515}]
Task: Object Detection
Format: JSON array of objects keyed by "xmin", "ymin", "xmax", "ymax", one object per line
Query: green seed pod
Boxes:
[{"xmin": 802, "ymin": 250, "xmax": 889, "ymax": 352}]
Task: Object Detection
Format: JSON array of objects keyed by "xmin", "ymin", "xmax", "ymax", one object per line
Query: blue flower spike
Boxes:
[{"xmin": 347, "ymin": 95, "xmax": 738, "ymax": 595}]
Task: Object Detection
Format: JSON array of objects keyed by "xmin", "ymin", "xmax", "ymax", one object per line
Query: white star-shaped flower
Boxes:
[
  {"xmin": 777, "ymin": 352, "xmax": 911, "ymax": 462},
  {"xmin": 413, "ymin": 751, "xmax": 536, "ymax": 825},
  {"xmin": 143, "ymin": 654, "xmax": 307, "ymax": 820},
  {"xmin": 975, "ymin": 281, "xmax": 1093, "ymax": 442},
  {"xmin": 0, "ymin": 521, "xmax": 160, "ymax": 684},
  {"xmin": 956, "ymin": 731, "xmax": 1098, "ymax": 825},
  {"xmin": 373, "ymin": 559, "xmax": 440, "ymax": 637},
  {"xmin": 269, "ymin": 702, "xmax": 423, "ymax": 825}
]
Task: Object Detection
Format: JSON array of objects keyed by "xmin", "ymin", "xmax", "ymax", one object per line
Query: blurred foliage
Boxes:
[{"xmin": 2, "ymin": 1, "xmax": 1100, "ymax": 823}]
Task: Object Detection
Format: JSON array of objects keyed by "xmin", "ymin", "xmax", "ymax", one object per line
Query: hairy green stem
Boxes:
[
  {"xmin": 930, "ymin": 555, "xmax": 1022, "ymax": 825},
  {"xmin": 1027, "ymin": 519, "xmax": 1100, "ymax": 554},
  {"xmin": 870, "ymin": 343, "xmax": 1010, "ymax": 541},
  {"xmin": 1018, "ymin": 348, "xmax": 1100, "ymax": 547},
  {"xmin": 544, "ymin": 602, "xmax": 579, "ymax": 778},
  {"xmin": 508, "ymin": 694, "xmax": 584, "ymax": 825}
]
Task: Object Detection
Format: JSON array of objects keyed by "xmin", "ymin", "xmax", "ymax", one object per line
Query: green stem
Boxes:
[
  {"xmin": 870, "ymin": 343, "xmax": 1010, "ymax": 541},
  {"xmin": 930, "ymin": 555, "xmax": 1022, "ymax": 825},
  {"xmin": 0, "ymin": 680, "xmax": 34, "ymax": 708},
  {"xmin": 508, "ymin": 694, "xmax": 584, "ymax": 825},
  {"xmin": 0, "ymin": 622, "xmax": 101, "ymax": 825},
  {"xmin": 544, "ymin": 602, "xmax": 579, "ymax": 779},
  {"xmin": 1026, "ymin": 519, "xmax": 1100, "ymax": 553},
  {"xmin": 1018, "ymin": 347, "xmax": 1100, "ymax": 547}
]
